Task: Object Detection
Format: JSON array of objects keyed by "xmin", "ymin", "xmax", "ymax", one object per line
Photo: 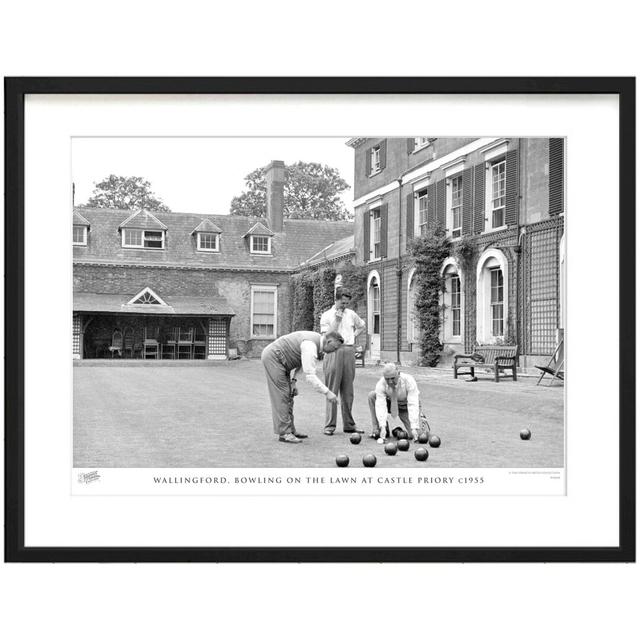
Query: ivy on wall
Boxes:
[
  {"xmin": 335, "ymin": 262, "xmax": 368, "ymax": 317},
  {"xmin": 290, "ymin": 261, "xmax": 368, "ymax": 333},
  {"xmin": 312, "ymin": 266, "xmax": 337, "ymax": 331},
  {"xmin": 409, "ymin": 227, "xmax": 450, "ymax": 366},
  {"xmin": 290, "ymin": 271, "xmax": 315, "ymax": 331}
]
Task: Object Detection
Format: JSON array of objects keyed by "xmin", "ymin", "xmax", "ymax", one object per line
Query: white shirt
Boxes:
[
  {"xmin": 320, "ymin": 305, "xmax": 366, "ymax": 346},
  {"xmin": 374, "ymin": 373, "xmax": 420, "ymax": 434},
  {"xmin": 298, "ymin": 338, "xmax": 330, "ymax": 395}
]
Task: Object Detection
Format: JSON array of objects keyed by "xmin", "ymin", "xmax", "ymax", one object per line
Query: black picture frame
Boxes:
[{"xmin": 4, "ymin": 77, "xmax": 635, "ymax": 563}]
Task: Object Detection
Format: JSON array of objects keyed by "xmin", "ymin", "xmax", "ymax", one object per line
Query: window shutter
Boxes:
[
  {"xmin": 380, "ymin": 203, "xmax": 388, "ymax": 258},
  {"xmin": 406, "ymin": 193, "xmax": 414, "ymax": 246},
  {"xmin": 363, "ymin": 208, "xmax": 370, "ymax": 263},
  {"xmin": 548, "ymin": 138, "xmax": 564, "ymax": 215},
  {"xmin": 505, "ymin": 148, "xmax": 519, "ymax": 226},
  {"xmin": 379, "ymin": 139, "xmax": 387, "ymax": 170},
  {"xmin": 462, "ymin": 167, "xmax": 473, "ymax": 235},
  {"xmin": 365, "ymin": 147, "xmax": 372, "ymax": 177},
  {"xmin": 436, "ymin": 179, "xmax": 446, "ymax": 228},
  {"xmin": 427, "ymin": 185, "xmax": 436, "ymax": 229},
  {"xmin": 474, "ymin": 163, "xmax": 485, "ymax": 234},
  {"xmin": 407, "ymin": 138, "xmax": 415, "ymax": 154}
]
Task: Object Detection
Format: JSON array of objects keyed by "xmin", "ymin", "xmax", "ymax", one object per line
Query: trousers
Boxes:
[
  {"xmin": 323, "ymin": 345, "xmax": 356, "ymax": 431},
  {"xmin": 261, "ymin": 345, "xmax": 296, "ymax": 436},
  {"xmin": 367, "ymin": 391, "xmax": 411, "ymax": 436}
]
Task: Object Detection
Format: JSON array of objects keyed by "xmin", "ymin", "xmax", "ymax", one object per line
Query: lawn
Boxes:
[{"xmin": 73, "ymin": 360, "xmax": 564, "ymax": 468}]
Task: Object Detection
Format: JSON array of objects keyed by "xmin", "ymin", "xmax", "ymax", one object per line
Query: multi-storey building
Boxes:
[
  {"xmin": 347, "ymin": 137, "xmax": 565, "ymax": 369},
  {"xmin": 72, "ymin": 161, "xmax": 353, "ymax": 360}
]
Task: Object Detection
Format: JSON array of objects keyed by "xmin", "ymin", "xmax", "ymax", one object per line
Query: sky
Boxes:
[{"xmin": 72, "ymin": 137, "xmax": 355, "ymax": 215}]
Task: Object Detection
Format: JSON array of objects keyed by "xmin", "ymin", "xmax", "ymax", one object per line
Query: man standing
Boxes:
[
  {"xmin": 368, "ymin": 362, "xmax": 425, "ymax": 442},
  {"xmin": 320, "ymin": 288, "xmax": 366, "ymax": 436},
  {"xmin": 261, "ymin": 330, "xmax": 343, "ymax": 443}
]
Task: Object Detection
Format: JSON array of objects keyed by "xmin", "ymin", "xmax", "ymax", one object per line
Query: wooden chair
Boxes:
[
  {"xmin": 193, "ymin": 327, "xmax": 207, "ymax": 359},
  {"xmin": 143, "ymin": 325, "xmax": 160, "ymax": 359},
  {"xmin": 109, "ymin": 329, "xmax": 123, "ymax": 358},
  {"xmin": 536, "ymin": 339, "xmax": 564, "ymax": 386},
  {"xmin": 177, "ymin": 327, "xmax": 194, "ymax": 359},
  {"xmin": 123, "ymin": 327, "xmax": 135, "ymax": 358},
  {"xmin": 454, "ymin": 345, "xmax": 519, "ymax": 382},
  {"xmin": 161, "ymin": 327, "xmax": 177, "ymax": 359}
]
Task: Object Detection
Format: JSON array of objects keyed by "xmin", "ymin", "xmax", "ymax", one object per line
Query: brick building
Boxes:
[
  {"xmin": 73, "ymin": 161, "xmax": 353, "ymax": 360},
  {"xmin": 346, "ymin": 137, "xmax": 565, "ymax": 369}
]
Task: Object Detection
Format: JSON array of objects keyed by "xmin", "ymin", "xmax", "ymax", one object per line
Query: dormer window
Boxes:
[
  {"xmin": 197, "ymin": 232, "xmax": 220, "ymax": 252},
  {"xmin": 122, "ymin": 228, "xmax": 165, "ymax": 249},
  {"xmin": 73, "ymin": 225, "xmax": 87, "ymax": 246},
  {"xmin": 243, "ymin": 221, "xmax": 274, "ymax": 255},
  {"xmin": 73, "ymin": 210, "xmax": 90, "ymax": 246},
  {"xmin": 251, "ymin": 235, "xmax": 271, "ymax": 254}
]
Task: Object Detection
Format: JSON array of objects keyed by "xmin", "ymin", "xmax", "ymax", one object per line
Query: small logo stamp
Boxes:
[{"xmin": 78, "ymin": 470, "xmax": 101, "ymax": 484}]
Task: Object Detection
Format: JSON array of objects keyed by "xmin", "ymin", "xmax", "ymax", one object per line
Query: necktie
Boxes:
[{"xmin": 390, "ymin": 385, "xmax": 399, "ymax": 418}]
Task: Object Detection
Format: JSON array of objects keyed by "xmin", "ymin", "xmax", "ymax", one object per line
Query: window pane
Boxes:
[
  {"xmin": 252, "ymin": 236, "xmax": 269, "ymax": 252},
  {"xmin": 124, "ymin": 229, "xmax": 142, "ymax": 245},
  {"xmin": 252, "ymin": 290, "xmax": 275, "ymax": 335},
  {"xmin": 144, "ymin": 230, "xmax": 163, "ymax": 248},
  {"xmin": 73, "ymin": 225, "xmax": 85, "ymax": 243},
  {"xmin": 200, "ymin": 233, "xmax": 217, "ymax": 250}
]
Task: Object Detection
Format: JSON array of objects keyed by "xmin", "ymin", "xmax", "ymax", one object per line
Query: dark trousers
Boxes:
[
  {"xmin": 261, "ymin": 345, "xmax": 296, "ymax": 436},
  {"xmin": 323, "ymin": 345, "xmax": 356, "ymax": 431},
  {"xmin": 367, "ymin": 391, "xmax": 411, "ymax": 436}
]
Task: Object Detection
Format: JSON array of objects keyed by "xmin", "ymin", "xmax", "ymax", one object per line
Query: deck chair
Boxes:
[{"xmin": 535, "ymin": 339, "xmax": 564, "ymax": 386}]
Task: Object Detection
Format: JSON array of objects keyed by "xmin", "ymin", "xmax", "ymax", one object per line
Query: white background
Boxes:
[
  {"xmin": 25, "ymin": 94, "xmax": 610, "ymax": 548},
  {"xmin": 1, "ymin": 2, "xmax": 638, "ymax": 640}
]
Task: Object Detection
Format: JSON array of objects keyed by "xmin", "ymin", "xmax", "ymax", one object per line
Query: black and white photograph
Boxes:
[
  {"xmin": 6, "ymin": 77, "xmax": 632, "ymax": 563},
  {"xmin": 71, "ymin": 134, "xmax": 566, "ymax": 489}
]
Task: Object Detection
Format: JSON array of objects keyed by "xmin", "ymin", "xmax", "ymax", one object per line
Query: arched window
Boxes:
[
  {"xmin": 440, "ymin": 258, "xmax": 464, "ymax": 343},
  {"xmin": 367, "ymin": 270, "xmax": 381, "ymax": 359},
  {"xmin": 476, "ymin": 249, "xmax": 508, "ymax": 344}
]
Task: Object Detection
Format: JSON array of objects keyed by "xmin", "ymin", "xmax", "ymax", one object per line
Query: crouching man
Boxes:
[{"xmin": 368, "ymin": 362, "xmax": 425, "ymax": 442}]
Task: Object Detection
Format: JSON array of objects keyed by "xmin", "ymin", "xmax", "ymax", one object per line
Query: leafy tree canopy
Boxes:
[
  {"xmin": 80, "ymin": 175, "xmax": 171, "ymax": 212},
  {"xmin": 230, "ymin": 161, "xmax": 351, "ymax": 221}
]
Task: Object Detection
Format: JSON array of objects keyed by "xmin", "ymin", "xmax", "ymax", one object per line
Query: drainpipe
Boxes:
[{"xmin": 396, "ymin": 178, "xmax": 403, "ymax": 364}]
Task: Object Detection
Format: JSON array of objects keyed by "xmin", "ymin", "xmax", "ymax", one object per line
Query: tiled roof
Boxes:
[
  {"xmin": 300, "ymin": 235, "xmax": 354, "ymax": 267},
  {"xmin": 73, "ymin": 211, "xmax": 91, "ymax": 227},
  {"xmin": 73, "ymin": 207, "xmax": 354, "ymax": 271},
  {"xmin": 118, "ymin": 209, "xmax": 168, "ymax": 231},
  {"xmin": 191, "ymin": 218, "xmax": 223, "ymax": 234},
  {"xmin": 73, "ymin": 292, "xmax": 235, "ymax": 316},
  {"xmin": 242, "ymin": 221, "xmax": 274, "ymax": 237}
]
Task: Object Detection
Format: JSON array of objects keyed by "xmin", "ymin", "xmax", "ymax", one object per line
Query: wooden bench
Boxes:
[{"xmin": 454, "ymin": 345, "xmax": 519, "ymax": 382}]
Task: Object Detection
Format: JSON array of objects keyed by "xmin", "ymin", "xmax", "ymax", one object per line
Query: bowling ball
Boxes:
[
  {"xmin": 363, "ymin": 454, "xmax": 377, "ymax": 468},
  {"xmin": 414, "ymin": 447, "xmax": 429, "ymax": 462},
  {"xmin": 350, "ymin": 433, "xmax": 362, "ymax": 445},
  {"xmin": 397, "ymin": 439, "xmax": 410, "ymax": 452},
  {"xmin": 336, "ymin": 454, "xmax": 350, "ymax": 467},
  {"xmin": 395, "ymin": 429, "xmax": 408, "ymax": 440},
  {"xmin": 384, "ymin": 442, "xmax": 398, "ymax": 456},
  {"xmin": 520, "ymin": 428, "xmax": 532, "ymax": 440},
  {"xmin": 428, "ymin": 435, "xmax": 441, "ymax": 448},
  {"xmin": 417, "ymin": 432, "xmax": 430, "ymax": 444}
]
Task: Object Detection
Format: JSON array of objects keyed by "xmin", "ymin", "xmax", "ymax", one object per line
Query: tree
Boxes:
[
  {"xmin": 81, "ymin": 175, "xmax": 172, "ymax": 212},
  {"xmin": 230, "ymin": 161, "xmax": 351, "ymax": 221}
]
